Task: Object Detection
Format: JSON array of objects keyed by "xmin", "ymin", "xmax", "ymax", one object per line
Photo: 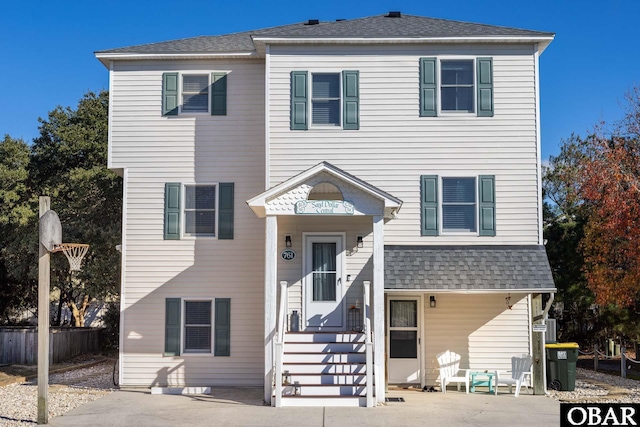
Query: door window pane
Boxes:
[
  {"xmin": 390, "ymin": 330, "xmax": 417, "ymax": 358},
  {"xmin": 312, "ymin": 243, "xmax": 336, "ymax": 301},
  {"xmin": 390, "ymin": 300, "xmax": 417, "ymax": 328}
]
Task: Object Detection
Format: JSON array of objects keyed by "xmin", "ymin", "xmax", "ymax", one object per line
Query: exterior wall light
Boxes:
[
  {"xmin": 356, "ymin": 235, "xmax": 364, "ymax": 248},
  {"xmin": 285, "ymin": 235, "xmax": 292, "ymax": 248},
  {"xmin": 430, "ymin": 295, "xmax": 437, "ymax": 308}
]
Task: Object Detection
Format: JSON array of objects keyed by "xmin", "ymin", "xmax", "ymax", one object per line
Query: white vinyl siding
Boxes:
[
  {"xmin": 419, "ymin": 293, "xmax": 530, "ymax": 386},
  {"xmin": 268, "ymin": 44, "xmax": 540, "ymax": 245},
  {"xmin": 276, "ymin": 216, "xmax": 373, "ymax": 319},
  {"xmin": 110, "ymin": 59, "xmax": 265, "ymax": 387}
]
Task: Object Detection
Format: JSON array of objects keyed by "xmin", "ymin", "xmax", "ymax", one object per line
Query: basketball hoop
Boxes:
[{"xmin": 53, "ymin": 243, "xmax": 89, "ymax": 272}]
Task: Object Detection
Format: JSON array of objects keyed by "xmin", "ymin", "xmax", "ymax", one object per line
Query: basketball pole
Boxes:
[{"xmin": 38, "ymin": 196, "xmax": 50, "ymax": 424}]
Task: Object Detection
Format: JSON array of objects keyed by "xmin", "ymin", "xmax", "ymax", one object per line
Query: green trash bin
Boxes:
[{"xmin": 545, "ymin": 342, "xmax": 579, "ymax": 391}]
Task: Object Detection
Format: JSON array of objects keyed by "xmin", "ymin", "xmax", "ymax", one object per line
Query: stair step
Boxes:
[
  {"xmin": 283, "ymin": 384, "xmax": 367, "ymax": 396},
  {"xmin": 285, "ymin": 332, "xmax": 365, "ymax": 343},
  {"xmin": 283, "ymin": 362, "xmax": 366, "ymax": 374},
  {"xmin": 285, "ymin": 342, "xmax": 365, "ymax": 353},
  {"xmin": 283, "ymin": 352, "xmax": 365, "ymax": 363},
  {"xmin": 280, "ymin": 396, "xmax": 366, "ymax": 407},
  {"xmin": 286, "ymin": 373, "xmax": 369, "ymax": 385}
]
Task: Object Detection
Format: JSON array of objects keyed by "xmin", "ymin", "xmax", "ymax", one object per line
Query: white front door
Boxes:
[
  {"xmin": 304, "ymin": 235, "xmax": 344, "ymax": 330},
  {"xmin": 387, "ymin": 297, "xmax": 421, "ymax": 384}
]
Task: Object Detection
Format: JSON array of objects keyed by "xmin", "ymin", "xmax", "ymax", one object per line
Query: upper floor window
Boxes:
[
  {"xmin": 184, "ymin": 184, "xmax": 216, "ymax": 236},
  {"xmin": 442, "ymin": 177, "xmax": 476, "ymax": 232},
  {"xmin": 420, "ymin": 174, "xmax": 495, "ymax": 236},
  {"xmin": 312, "ymin": 73, "xmax": 341, "ymax": 126},
  {"xmin": 290, "ymin": 70, "xmax": 359, "ymax": 130},
  {"xmin": 440, "ymin": 61, "xmax": 474, "ymax": 113},
  {"xmin": 164, "ymin": 182, "xmax": 235, "ymax": 240},
  {"xmin": 162, "ymin": 72, "xmax": 227, "ymax": 116},
  {"xmin": 420, "ymin": 57, "xmax": 493, "ymax": 117},
  {"xmin": 182, "ymin": 75, "xmax": 209, "ymax": 113}
]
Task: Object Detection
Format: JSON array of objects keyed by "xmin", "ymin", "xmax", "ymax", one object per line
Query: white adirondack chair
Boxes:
[
  {"xmin": 495, "ymin": 354, "xmax": 533, "ymax": 396},
  {"xmin": 436, "ymin": 350, "xmax": 469, "ymax": 393}
]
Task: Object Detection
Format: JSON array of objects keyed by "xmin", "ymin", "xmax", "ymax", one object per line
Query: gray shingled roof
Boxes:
[
  {"xmin": 385, "ymin": 245, "xmax": 555, "ymax": 291},
  {"xmin": 96, "ymin": 13, "xmax": 553, "ymax": 54}
]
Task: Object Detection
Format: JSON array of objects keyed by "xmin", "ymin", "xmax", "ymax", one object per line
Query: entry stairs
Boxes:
[{"xmin": 278, "ymin": 331, "xmax": 372, "ymax": 407}]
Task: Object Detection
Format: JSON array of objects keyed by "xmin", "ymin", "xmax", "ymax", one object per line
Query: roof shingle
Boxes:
[
  {"xmin": 96, "ymin": 13, "xmax": 554, "ymax": 54},
  {"xmin": 384, "ymin": 245, "xmax": 555, "ymax": 291}
]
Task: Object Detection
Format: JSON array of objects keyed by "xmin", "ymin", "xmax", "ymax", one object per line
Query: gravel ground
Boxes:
[
  {"xmin": 2, "ymin": 363, "xmax": 640, "ymax": 425},
  {"xmin": 0, "ymin": 360, "xmax": 116, "ymax": 426},
  {"xmin": 547, "ymin": 368, "xmax": 640, "ymax": 403}
]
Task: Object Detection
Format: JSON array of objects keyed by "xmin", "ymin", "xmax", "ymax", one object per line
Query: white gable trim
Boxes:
[{"xmin": 246, "ymin": 162, "xmax": 402, "ymax": 218}]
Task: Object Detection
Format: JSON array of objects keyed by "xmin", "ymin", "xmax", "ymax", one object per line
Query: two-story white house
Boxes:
[{"xmin": 96, "ymin": 12, "xmax": 555, "ymax": 407}]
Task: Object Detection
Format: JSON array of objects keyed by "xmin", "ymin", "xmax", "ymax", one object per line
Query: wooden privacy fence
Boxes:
[{"xmin": 0, "ymin": 327, "xmax": 103, "ymax": 365}]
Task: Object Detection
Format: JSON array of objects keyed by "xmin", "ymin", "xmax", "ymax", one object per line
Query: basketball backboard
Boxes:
[{"xmin": 39, "ymin": 210, "xmax": 62, "ymax": 252}]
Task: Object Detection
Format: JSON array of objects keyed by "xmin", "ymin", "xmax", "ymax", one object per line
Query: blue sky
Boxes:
[{"xmin": 1, "ymin": 0, "xmax": 638, "ymax": 160}]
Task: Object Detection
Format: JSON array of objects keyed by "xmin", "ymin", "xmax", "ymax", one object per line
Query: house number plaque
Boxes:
[{"xmin": 281, "ymin": 249, "xmax": 296, "ymax": 261}]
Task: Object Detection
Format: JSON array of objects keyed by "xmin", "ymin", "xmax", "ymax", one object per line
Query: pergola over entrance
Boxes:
[{"xmin": 247, "ymin": 161, "xmax": 402, "ymax": 404}]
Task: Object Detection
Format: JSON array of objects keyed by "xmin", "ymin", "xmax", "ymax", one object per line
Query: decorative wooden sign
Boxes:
[{"xmin": 294, "ymin": 200, "xmax": 354, "ymax": 215}]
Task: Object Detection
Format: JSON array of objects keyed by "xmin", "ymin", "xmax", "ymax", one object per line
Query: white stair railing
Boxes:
[
  {"xmin": 363, "ymin": 280, "xmax": 374, "ymax": 407},
  {"xmin": 274, "ymin": 281, "xmax": 288, "ymax": 407}
]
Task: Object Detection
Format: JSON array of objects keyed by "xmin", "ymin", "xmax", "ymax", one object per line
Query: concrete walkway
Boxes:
[{"xmin": 49, "ymin": 387, "xmax": 560, "ymax": 426}]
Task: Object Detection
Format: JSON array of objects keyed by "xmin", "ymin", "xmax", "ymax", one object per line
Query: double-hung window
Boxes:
[
  {"xmin": 442, "ymin": 177, "xmax": 476, "ymax": 232},
  {"xmin": 311, "ymin": 73, "xmax": 341, "ymax": 126},
  {"xmin": 420, "ymin": 175, "xmax": 496, "ymax": 236},
  {"xmin": 440, "ymin": 61, "xmax": 474, "ymax": 113},
  {"xmin": 164, "ymin": 182, "xmax": 234, "ymax": 240},
  {"xmin": 182, "ymin": 75, "xmax": 209, "ymax": 113},
  {"xmin": 161, "ymin": 72, "xmax": 227, "ymax": 116},
  {"xmin": 184, "ymin": 185, "xmax": 216, "ymax": 237},
  {"xmin": 419, "ymin": 57, "xmax": 493, "ymax": 117},
  {"xmin": 184, "ymin": 301, "xmax": 212, "ymax": 353},
  {"xmin": 164, "ymin": 297, "xmax": 231, "ymax": 356},
  {"xmin": 290, "ymin": 70, "xmax": 359, "ymax": 130}
]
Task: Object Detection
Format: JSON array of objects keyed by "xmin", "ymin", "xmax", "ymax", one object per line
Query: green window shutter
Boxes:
[
  {"xmin": 478, "ymin": 175, "xmax": 496, "ymax": 236},
  {"xmin": 420, "ymin": 58, "xmax": 437, "ymax": 117},
  {"xmin": 214, "ymin": 298, "xmax": 231, "ymax": 356},
  {"xmin": 218, "ymin": 183, "xmax": 234, "ymax": 239},
  {"xmin": 342, "ymin": 70, "xmax": 359, "ymax": 130},
  {"xmin": 476, "ymin": 57, "xmax": 494, "ymax": 117},
  {"xmin": 164, "ymin": 298, "xmax": 181, "ymax": 356},
  {"xmin": 162, "ymin": 72, "xmax": 179, "ymax": 116},
  {"xmin": 290, "ymin": 71, "xmax": 308, "ymax": 130},
  {"xmin": 211, "ymin": 72, "xmax": 227, "ymax": 115},
  {"xmin": 164, "ymin": 183, "xmax": 181, "ymax": 240},
  {"xmin": 420, "ymin": 175, "xmax": 439, "ymax": 236}
]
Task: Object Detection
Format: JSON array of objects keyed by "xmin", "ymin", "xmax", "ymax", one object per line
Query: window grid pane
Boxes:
[
  {"xmin": 182, "ymin": 75, "xmax": 209, "ymax": 112},
  {"xmin": 442, "ymin": 178, "xmax": 476, "ymax": 232},
  {"xmin": 312, "ymin": 73, "xmax": 340, "ymax": 126},
  {"xmin": 441, "ymin": 61, "xmax": 474, "ymax": 112},
  {"xmin": 184, "ymin": 301, "xmax": 212, "ymax": 352},
  {"xmin": 184, "ymin": 185, "xmax": 216, "ymax": 236}
]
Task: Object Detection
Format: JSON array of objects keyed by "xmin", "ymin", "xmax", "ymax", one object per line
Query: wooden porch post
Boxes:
[
  {"xmin": 264, "ymin": 216, "xmax": 277, "ymax": 404},
  {"xmin": 372, "ymin": 215, "xmax": 385, "ymax": 403},
  {"xmin": 531, "ymin": 293, "xmax": 545, "ymax": 395}
]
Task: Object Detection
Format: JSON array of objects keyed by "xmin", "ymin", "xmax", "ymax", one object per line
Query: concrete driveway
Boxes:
[{"xmin": 49, "ymin": 387, "xmax": 560, "ymax": 426}]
